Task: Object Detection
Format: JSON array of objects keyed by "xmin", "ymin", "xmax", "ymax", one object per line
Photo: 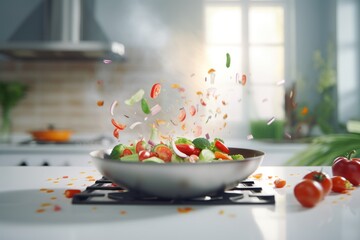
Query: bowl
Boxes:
[{"xmin": 90, "ymin": 147, "xmax": 264, "ymax": 199}]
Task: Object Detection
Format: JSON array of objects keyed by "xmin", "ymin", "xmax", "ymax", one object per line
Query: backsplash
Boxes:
[{"xmin": 0, "ymin": 51, "xmax": 169, "ymax": 136}]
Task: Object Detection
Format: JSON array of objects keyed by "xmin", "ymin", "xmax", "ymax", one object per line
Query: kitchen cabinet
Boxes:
[{"xmin": 0, "ymin": 166, "xmax": 359, "ymax": 240}]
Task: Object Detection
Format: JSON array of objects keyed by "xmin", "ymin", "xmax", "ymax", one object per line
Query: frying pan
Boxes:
[
  {"xmin": 29, "ymin": 125, "xmax": 73, "ymax": 142},
  {"xmin": 90, "ymin": 147, "xmax": 264, "ymax": 199}
]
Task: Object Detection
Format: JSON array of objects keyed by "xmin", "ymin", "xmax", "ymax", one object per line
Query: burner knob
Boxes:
[
  {"xmin": 19, "ymin": 161, "xmax": 27, "ymax": 166},
  {"xmin": 42, "ymin": 161, "xmax": 50, "ymax": 166}
]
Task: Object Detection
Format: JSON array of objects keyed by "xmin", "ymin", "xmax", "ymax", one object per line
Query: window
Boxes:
[{"xmin": 205, "ymin": 0, "xmax": 288, "ymax": 136}]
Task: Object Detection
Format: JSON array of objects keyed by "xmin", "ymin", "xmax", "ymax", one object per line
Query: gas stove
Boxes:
[{"xmin": 72, "ymin": 177, "xmax": 275, "ymax": 205}]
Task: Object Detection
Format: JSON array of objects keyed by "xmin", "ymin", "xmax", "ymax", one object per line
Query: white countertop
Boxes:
[{"xmin": 0, "ymin": 166, "xmax": 359, "ymax": 240}]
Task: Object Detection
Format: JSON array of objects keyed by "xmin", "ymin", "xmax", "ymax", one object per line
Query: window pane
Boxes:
[
  {"xmin": 248, "ymin": 85, "xmax": 285, "ymax": 120},
  {"xmin": 249, "ymin": 6, "xmax": 284, "ymax": 44},
  {"xmin": 205, "ymin": 5, "xmax": 242, "ymax": 45},
  {"xmin": 249, "ymin": 46, "xmax": 284, "ymax": 84},
  {"xmin": 206, "ymin": 46, "xmax": 242, "ymax": 72}
]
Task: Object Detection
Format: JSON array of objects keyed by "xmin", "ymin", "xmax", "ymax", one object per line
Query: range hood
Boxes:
[{"xmin": 0, "ymin": 0, "xmax": 125, "ymax": 61}]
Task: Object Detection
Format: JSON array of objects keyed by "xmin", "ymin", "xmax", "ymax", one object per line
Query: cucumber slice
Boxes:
[
  {"xmin": 199, "ymin": 149, "xmax": 215, "ymax": 162},
  {"xmin": 142, "ymin": 157, "xmax": 165, "ymax": 163},
  {"xmin": 125, "ymin": 89, "xmax": 145, "ymax": 106},
  {"xmin": 120, "ymin": 154, "xmax": 139, "ymax": 162},
  {"xmin": 110, "ymin": 144, "xmax": 125, "ymax": 159}
]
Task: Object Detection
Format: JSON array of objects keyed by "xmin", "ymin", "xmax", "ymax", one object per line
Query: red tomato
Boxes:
[
  {"xmin": 139, "ymin": 150, "xmax": 151, "ymax": 161},
  {"xmin": 214, "ymin": 151, "xmax": 232, "ymax": 160},
  {"xmin": 215, "ymin": 140, "xmax": 230, "ymax": 154},
  {"xmin": 332, "ymin": 151, "xmax": 360, "ymax": 186},
  {"xmin": 64, "ymin": 189, "xmax": 81, "ymax": 198},
  {"xmin": 135, "ymin": 140, "xmax": 147, "ymax": 153},
  {"xmin": 331, "ymin": 176, "xmax": 353, "ymax": 193},
  {"xmin": 193, "ymin": 147, "xmax": 201, "ymax": 156},
  {"xmin": 122, "ymin": 148, "xmax": 133, "ymax": 156},
  {"xmin": 294, "ymin": 179, "xmax": 324, "ymax": 208},
  {"xmin": 178, "ymin": 108, "xmax": 186, "ymax": 122},
  {"xmin": 154, "ymin": 145, "xmax": 173, "ymax": 162},
  {"xmin": 175, "ymin": 144, "xmax": 195, "ymax": 156},
  {"xmin": 303, "ymin": 171, "xmax": 332, "ymax": 196},
  {"xmin": 150, "ymin": 83, "xmax": 161, "ymax": 99}
]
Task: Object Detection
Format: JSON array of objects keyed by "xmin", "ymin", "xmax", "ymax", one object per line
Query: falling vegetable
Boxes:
[
  {"xmin": 125, "ymin": 89, "xmax": 145, "ymax": 106},
  {"xmin": 150, "ymin": 83, "xmax": 161, "ymax": 99},
  {"xmin": 141, "ymin": 98, "xmax": 151, "ymax": 114},
  {"xmin": 226, "ymin": 53, "xmax": 231, "ymax": 68}
]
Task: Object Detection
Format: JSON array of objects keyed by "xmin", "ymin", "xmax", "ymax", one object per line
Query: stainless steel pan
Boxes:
[{"xmin": 90, "ymin": 148, "xmax": 264, "ymax": 199}]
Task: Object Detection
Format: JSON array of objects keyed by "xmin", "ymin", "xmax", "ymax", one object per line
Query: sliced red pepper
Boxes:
[{"xmin": 111, "ymin": 118, "xmax": 126, "ymax": 130}]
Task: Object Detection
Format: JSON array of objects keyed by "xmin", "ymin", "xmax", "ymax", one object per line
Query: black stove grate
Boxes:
[{"xmin": 72, "ymin": 177, "xmax": 275, "ymax": 205}]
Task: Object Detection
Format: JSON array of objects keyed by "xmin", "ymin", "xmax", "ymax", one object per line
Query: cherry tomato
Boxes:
[
  {"xmin": 331, "ymin": 176, "xmax": 353, "ymax": 193},
  {"xmin": 64, "ymin": 189, "xmax": 81, "ymax": 198},
  {"xmin": 274, "ymin": 178, "xmax": 286, "ymax": 188},
  {"xmin": 214, "ymin": 151, "xmax": 232, "ymax": 160},
  {"xmin": 135, "ymin": 140, "xmax": 147, "ymax": 153},
  {"xmin": 294, "ymin": 179, "xmax": 324, "ymax": 208},
  {"xmin": 154, "ymin": 145, "xmax": 173, "ymax": 162},
  {"xmin": 175, "ymin": 144, "xmax": 195, "ymax": 156},
  {"xmin": 303, "ymin": 171, "xmax": 332, "ymax": 196},
  {"xmin": 193, "ymin": 147, "xmax": 201, "ymax": 156},
  {"xmin": 139, "ymin": 150, "xmax": 151, "ymax": 161},
  {"xmin": 332, "ymin": 150, "xmax": 360, "ymax": 186},
  {"xmin": 215, "ymin": 140, "xmax": 230, "ymax": 154},
  {"xmin": 150, "ymin": 83, "xmax": 161, "ymax": 99},
  {"xmin": 122, "ymin": 148, "xmax": 133, "ymax": 156}
]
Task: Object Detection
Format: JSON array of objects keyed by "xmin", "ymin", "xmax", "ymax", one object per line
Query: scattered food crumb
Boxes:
[{"xmin": 177, "ymin": 207, "xmax": 193, "ymax": 213}]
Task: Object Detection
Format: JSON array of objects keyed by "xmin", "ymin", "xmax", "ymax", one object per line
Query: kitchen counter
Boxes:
[{"xmin": 0, "ymin": 166, "xmax": 359, "ymax": 240}]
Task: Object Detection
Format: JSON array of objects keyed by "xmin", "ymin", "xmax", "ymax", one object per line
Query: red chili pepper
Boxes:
[{"xmin": 332, "ymin": 150, "xmax": 360, "ymax": 186}]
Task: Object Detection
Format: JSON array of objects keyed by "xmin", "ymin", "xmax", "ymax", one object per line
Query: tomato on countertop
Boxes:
[
  {"xmin": 332, "ymin": 150, "xmax": 360, "ymax": 186},
  {"xmin": 331, "ymin": 176, "xmax": 353, "ymax": 193},
  {"xmin": 303, "ymin": 171, "xmax": 332, "ymax": 196},
  {"xmin": 294, "ymin": 179, "xmax": 324, "ymax": 208}
]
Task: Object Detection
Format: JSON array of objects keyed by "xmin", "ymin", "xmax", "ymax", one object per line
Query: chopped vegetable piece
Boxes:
[
  {"xmin": 241, "ymin": 74, "xmax": 247, "ymax": 86},
  {"xmin": 143, "ymin": 157, "xmax": 165, "ymax": 163},
  {"xmin": 178, "ymin": 108, "xmax": 186, "ymax": 122},
  {"xmin": 274, "ymin": 179, "xmax": 287, "ymax": 188},
  {"xmin": 154, "ymin": 144, "xmax": 173, "ymax": 162},
  {"xmin": 172, "ymin": 141, "xmax": 189, "ymax": 158},
  {"xmin": 231, "ymin": 154, "xmax": 244, "ymax": 160},
  {"xmin": 110, "ymin": 100, "xmax": 118, "ymax": 116},
  {"xmin": 111, "ymin": 118, "xmax": 126, "ymax": 130},
  {"xmin": 110, "ymin": 144, "xmax": 125, "ymax": 159},
  {"xmin": 97, "ymin": 100, "xmax": 104, "ymax": 106},
  {"xmin": 226, "ymin": 53, "xmax": 231, "ymax": 68},
  {"xmin": 214, "ymin": 151, "xmax": 232, "ymax": 160},
  {"xmin": 151, "ymin": 104, "xmax": 162, "ymax": 116},
  {"xmin": 214, "ymin": 139, "xmax": 230, "ymax": 154},
  {"xmin": 64, "ymin": 189, "xmax": 81, "ymax": 198},
  {"xmin": 198, "ymin": 149, "xmax": 215, "ymax": 162},
  {"xmin": 141, "ymin": 98, "xmax": 151, "ymax": 114},
  {"xmin": 150, "ymin": 83, "xmax": 161, "ymax": 98},
  {"xmin": 192, "ymin": 137, "xmax": 210, "ymax": 150},
  {"xmin": 125, "ymin": 89, "xmax": 145, "ymax": 106},
  {"xmin": 130, "ymin": 121, "xmax": 142, "ymax": 129},
  {"xmin": 113, "ymin": 128, "xmax": 120, "ymax": 139},
  {"xmin": 189, "ymin": 105, "xmax": 197, "ymax": 116},
  {"xmin": 331, "ymin": 176, "xmax": 353, "ymax": 193},
  {"xmin": 208, "ymin": 68, "xmax": 216, "ymax": 74}
]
